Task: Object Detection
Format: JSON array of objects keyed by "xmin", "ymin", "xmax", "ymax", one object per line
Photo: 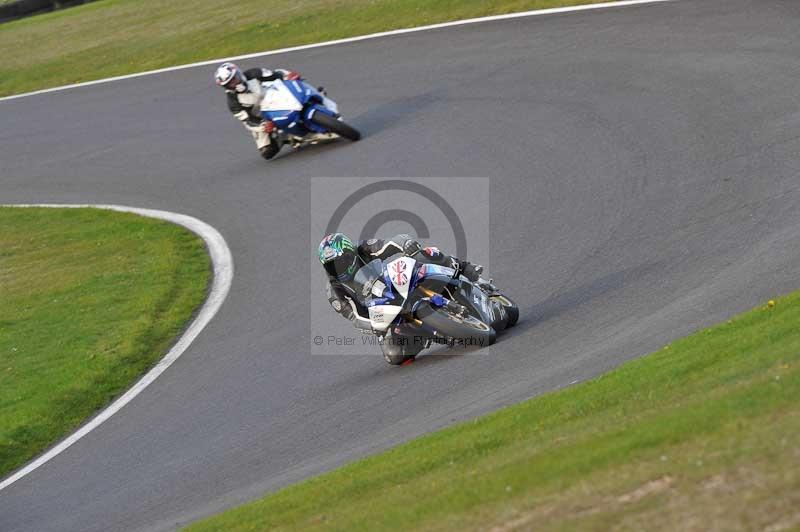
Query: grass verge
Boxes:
[
  {"xmin": 0, "ymin": 207, "xmax": 211, "ymax": 478},
  {"xmin": 187, "ymin": 295, "xmax": 800, "ymax": 531},
  {"xmin": 0, "ymin": 0, "xmax": 611, "ymax": 97}
]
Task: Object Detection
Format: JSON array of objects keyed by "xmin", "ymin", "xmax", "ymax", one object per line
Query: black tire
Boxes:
[
  {"xmin": 380, "ymin": 335, "xmax": 416, "ymax": 366},
  {"xmin": 420, "ymin": 306, "xmax": 496, "ymax": 348},
  {"xmin": 491, "ymin": 294, "xmax": 519, "ymax": 327},
  {"xmin": 384, "ymin": 353, "xmax": 415, "ymax": 366},
  {"xmin": 310, "ymin": 111, "xmax": 361, "ymax": 141}
]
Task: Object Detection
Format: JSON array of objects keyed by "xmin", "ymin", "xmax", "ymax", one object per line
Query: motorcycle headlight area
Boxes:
[
  {"xmin": 372, "ymin": 280, "xmax": 388, "ymax": 297},
  {"xmin": 361, "ymin": 277, "xmax": 386, "ymax": 297}
]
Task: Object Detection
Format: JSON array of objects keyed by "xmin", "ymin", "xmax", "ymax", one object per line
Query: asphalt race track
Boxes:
[{"xmin": 2, "ymin": 0, "xmax": 799, "ymax": 530}]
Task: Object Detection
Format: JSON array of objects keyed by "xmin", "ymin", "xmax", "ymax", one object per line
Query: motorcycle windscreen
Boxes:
[
  {"xmin": 321, "ymin": 94, "xmax": 339, "ymax": 114},
  {"xmin": 353, "ymin": 259, "xmax": 386, "ymax": 305},
  {"xmin": 288, "ymin": 79, "xmax": 340, "ymax": 115}
]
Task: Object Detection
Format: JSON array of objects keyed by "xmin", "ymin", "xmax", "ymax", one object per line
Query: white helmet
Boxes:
[{"xmin": 214, "ymin": 62, "xmax": 246, "ymax": 92}]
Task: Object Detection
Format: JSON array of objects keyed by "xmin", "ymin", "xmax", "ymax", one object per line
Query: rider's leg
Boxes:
[
  {"xmin": 415, "ymin": 245, "xmax": 483, "ymax": 282},
  {"xmin": 253, "ymin": 129, "xmax": 285, "ymax": 160}
]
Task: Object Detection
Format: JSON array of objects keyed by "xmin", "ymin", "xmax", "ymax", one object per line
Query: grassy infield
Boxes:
[
  {"xmin": 189, "ymin": 296, "xmax": 800, "ymax": 531},
  {"xmin": 0, "ymin": 0, "xmax": 605, "ymax": 97},
  {"xmin": 0, "ymin": 208, "xmax": 210, "ymax": 477},
  {"xmin": 3, "ymin": 0, "xmax": 798, "ymax": 530}
]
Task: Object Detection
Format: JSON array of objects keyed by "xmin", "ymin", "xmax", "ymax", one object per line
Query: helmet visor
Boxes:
[
  {"xmin": 324, "ymin": 251, "xmax": 358, "ymax": 281},
  {"xmin": 224, "ymin": 75, "xmax": 243, "ymax": 91}
]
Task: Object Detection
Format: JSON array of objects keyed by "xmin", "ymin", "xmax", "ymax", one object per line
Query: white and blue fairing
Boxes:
[
  {"xmin": 260, "ymin": 79, "xmax": 339, "ymax": 136},
  {"xmin": 366, "ymin": 256, "xmax": 417, "ymax": 332}
]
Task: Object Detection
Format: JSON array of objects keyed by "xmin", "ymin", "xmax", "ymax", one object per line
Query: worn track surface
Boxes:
[{"xmin": 1, "ymin": 0, "xmax": 799, "ymax": 530}]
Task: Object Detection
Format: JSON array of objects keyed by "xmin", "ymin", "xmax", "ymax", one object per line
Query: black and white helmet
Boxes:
[{"xmin": 214, "ymin": 62, "xmax": 246, "ymax": 92}]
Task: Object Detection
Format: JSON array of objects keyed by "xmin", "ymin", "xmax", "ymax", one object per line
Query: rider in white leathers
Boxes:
[{"xmin": 214, "ymin": 62, "xmax": 300, "ymax": 160}]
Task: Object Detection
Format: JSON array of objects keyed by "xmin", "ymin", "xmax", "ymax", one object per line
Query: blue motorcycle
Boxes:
[{"xmin": 259, "ymin": 78, "xmax": 361, "ymax": 147}]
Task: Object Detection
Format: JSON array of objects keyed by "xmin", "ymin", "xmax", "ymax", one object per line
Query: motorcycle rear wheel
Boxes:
[
  {"xmin": 420, "ymin": 306, "xmax": 496, "ymax": 348},
  {"xmin": 310, "ymin": 112, "xmax": 361, "ymax": 141}
]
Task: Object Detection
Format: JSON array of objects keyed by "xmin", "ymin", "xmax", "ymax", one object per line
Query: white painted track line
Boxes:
[
  {"xmin": 0, "ymin": 0, "xmax": 672, "ymax": 493},
  {"xmin": 0, "ymin": 0, "xmax": 674, "ymax": 103},
  {"xmin": 0, "ymin": 205, "xmax": 234, "ymax": 492}
]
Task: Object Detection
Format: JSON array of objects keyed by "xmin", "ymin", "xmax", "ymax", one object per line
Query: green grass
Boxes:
[
  {"xmin": 0, "ymin": 207, "xmax": 211, "ymax": 478},
  {"xmin": 0, "ymin": 0, "xmax": 608, "ymax": 97},
  {"xmin": 187, "ymin": 296, "xmax": 800, "ymax": 531}
]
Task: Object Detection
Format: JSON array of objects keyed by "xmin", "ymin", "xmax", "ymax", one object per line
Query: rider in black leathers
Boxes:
[{"xmin": 318, "ymin": 232, "xmax": 483, "ymax": 331}]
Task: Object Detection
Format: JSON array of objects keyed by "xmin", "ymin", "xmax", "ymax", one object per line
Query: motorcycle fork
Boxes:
[{"xmin": 417, "ymin": 286, "xmax": 467, "ymax": 316}]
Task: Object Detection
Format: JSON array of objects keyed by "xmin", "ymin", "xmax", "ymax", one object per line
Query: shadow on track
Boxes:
[
  {"xmin": 227, "ymin": 90, "xmax": 442, "ymax": 168},
  {"xmin": 502, "ymin": 260, "xmax": 663, "ymax": 342},
  {"xmin": 319, "ymin": 261, "xmax": 665, "ymax": 392},
  {"xmin": 349, "ymin": 91, "xmax": 441, "ymax": 137}
]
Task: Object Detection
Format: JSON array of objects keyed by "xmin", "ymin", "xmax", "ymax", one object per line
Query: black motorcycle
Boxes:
[{"xmin": 352, "ymin": 254, "xmax": 518, "ymax": 365}]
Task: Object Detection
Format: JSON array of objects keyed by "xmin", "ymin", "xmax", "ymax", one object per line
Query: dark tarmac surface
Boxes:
[{"xmin": 1, "ymin": 0, "xmax": 799, "ymax": 529}]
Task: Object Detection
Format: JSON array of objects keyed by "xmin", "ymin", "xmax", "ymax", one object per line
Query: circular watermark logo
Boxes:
[
  {"xmin": 324, "ymin": 179, "xmax": 469, "ymax": 259},
  {"xmin": 310, "ymin": 177, "xmax": 490, "ymax": 355}
]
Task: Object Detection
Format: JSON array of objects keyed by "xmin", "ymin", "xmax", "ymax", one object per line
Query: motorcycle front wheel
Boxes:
[
  {"xmin": 310, "ymin": 112, "xmax": 361, "ymax": 141},
  {"xmin": 419, "ymin": 306, "xmax": 496, "ymax": 348}
]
